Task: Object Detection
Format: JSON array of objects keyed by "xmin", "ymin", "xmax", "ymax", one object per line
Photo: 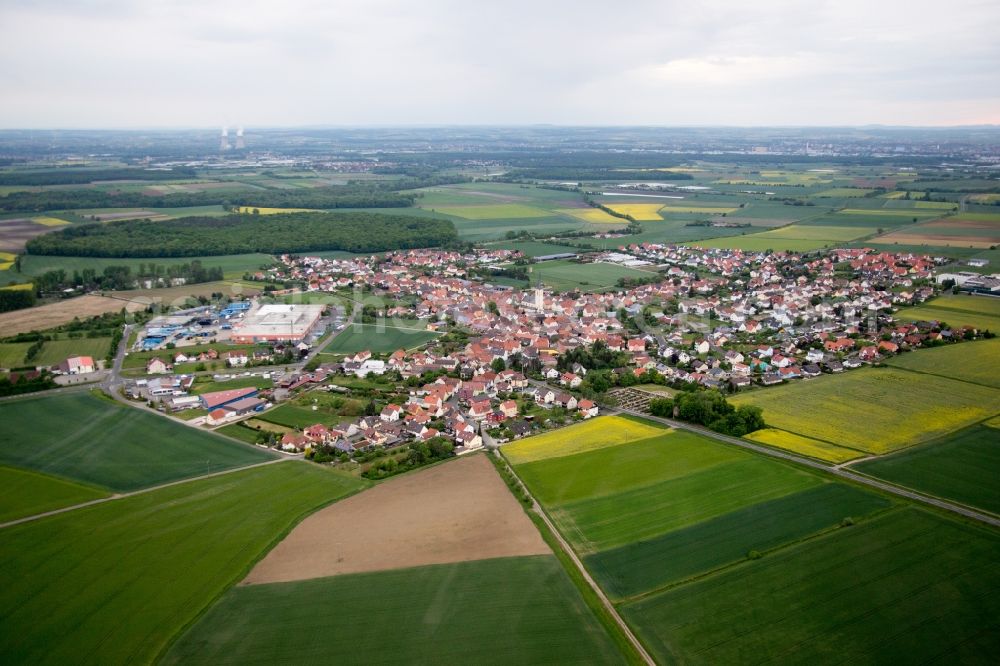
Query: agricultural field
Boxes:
[
  {"xmin": 812, "ymin": 187, "xmax": 876, "ymax": 197},
  {"xmin": 0, "ymin": 336, "xmax": 111, "ymax": 370},
  {"xmin": 434, "ymin": 203, "xmax": 554, "ymax": 219},
  {"xmin": 0, "ymin": 392, "xmax": 276, "ymax": 491},
  {"xmin": 10, "ymin": 252, "xmax": 275, "ymax": 281},
  {"xmin": 322, "ymin": 321, "xmax": 440, "ymax": 354},
  {"xmin": 0, "ymin": 217, "xmax": 59, "ymax": 253},
  {"xmin": 502, "ymin": 415, "xmax": 664, "ymax": 465},
  {"xmin": 853, "ymin": 421, "xmax": 1000, "ymax": 515},
  {"xmin": 507, "ymin": 417, "xmax": 1000, "ymax": 665},
  {"xmin": 530, "ymin": 259, "xmax": 654, "ymax": 292},
  {"xmin": 887, "ymin": 338, "xmax": 1000, "ymax": 388},
  {"xmin": 692, "ymin": 223, "xmax": 879, "ymax": 252},
  {"xmin": 483, "ymin": 239, "xmax": 581, "ymax": 257},
  {"xmin": 730, "ymin": 368, "xmax": 1000, "ymax": 454},
  {"xmin": 165, "ymin": 556, "xmax": 623, "ymax": 666},
  {"xmin": 0, "ymin": 294, "xmax": 146, "ymax": 336},
  {"xmin": 897, "ymin": 294, "xmax": 1000, "ymax": 332},
  {"xmin": 0, "ymin": 465, "xmax": 107, "ymax": 523},
  {"xmin": 623, "ymin": 509, "xmax": 1000, "ymax": 664},
  {"xmin": 604, "ymin": 203, "xmax": 668, "ymax": 220},
  {"xmin": 0, "ymin": 462, "xmax": 366, "ymax": 665},
  {"xmin": 874, "ymin": 213, "xmax": 1000, "ymax": 249},
  {"xmin": 246, "ymin": 455, "xmax": 549, "ymax": 582},
  {"xmin": 744, "ymin": 427, "xmax": 865, "ymax": 463}
]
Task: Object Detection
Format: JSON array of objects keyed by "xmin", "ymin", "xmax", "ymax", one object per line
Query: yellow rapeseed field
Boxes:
[
  {"xmin": 605, "ymin": 204, "xmax": 665, "ymax": 221},
  {"xmin": 31, "ymin": 216, "xmax": 70, "ymax": 226},
  {"xmin": 744, "ymin": 428, "xmax": 863, "ymax": 464},
  {"xmin": 235, "ymin": 207, "xmax": 317, "ymax": 215},
  {"xmin": 731, "ymin": 368, "xmax": 1000, "ymax": 454},
  {"xmin": 557, "ymin": 208, "xmax": 622, "ymax": 223},
  {"xmin": 502, "ymin": 416, "xmax": 665, "ymax": 465},
  {"xmin": 0, "ymin": 282, "xmax": 33, "ymax": 291},
  {"xmin": 0, "ymin": 251, "xmax": 15, "ymax": 270}
]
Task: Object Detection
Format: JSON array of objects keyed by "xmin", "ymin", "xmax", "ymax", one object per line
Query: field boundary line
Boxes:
[
  {"xmin": 618, "ymin": 408, "xmax": 1000, "ymax": 529},
  {"xmin": 0, "ymin": 457, "xmax": 289, "ymax": 530},
  {"xmin": 154, "ymin": 469, "xmax": 373, "ymax": 664},
  {"xmin": 885, "ymin": 363, "xmax": 1000, "ymax": 392},
  {"xmin": 616, "ymin": 504, "xmax": 905, "ymax": 607},
  {"xmin": 494, "ymin": 451, "xmax": 656, "ymax": 666}
]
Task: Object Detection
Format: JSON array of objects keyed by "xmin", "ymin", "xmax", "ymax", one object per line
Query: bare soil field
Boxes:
[
  {"xmin": 0, "ymin": 294, "xmax": 146, "ymax": 335},
  {"xmin": 243, "ymin": 454, "xmax": 549, "ymax": 584},
  {"xmin": 0, "ymin": 219, "xmax": 49, "ymax": 253}
]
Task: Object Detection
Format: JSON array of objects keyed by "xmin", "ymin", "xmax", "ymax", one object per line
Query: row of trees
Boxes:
[
  {"xmin": 649, "ymin": 390, "xmax": 765, "ymax": 437},
  {"xmin": 0, "ymin": 289, "xmax": 36, "ymax": 313},
  {"xmin": 32, "ymin": 261, "xmax": 226, "ymax": 294},
  {"xmin": 26, "ymin": 212, "xmax": 458, "ymax": 258},
  {"xmin": 0, "ymin": 174, "xmax": 467, "ymax": 213},
  {"xmin": 0, "ymin": 167, "xmax": 197, "ymax": 186}
]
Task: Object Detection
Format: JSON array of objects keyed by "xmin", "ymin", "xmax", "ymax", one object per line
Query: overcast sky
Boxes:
[{"xmin": 0, "ymin": 0, "xmax": 997, "ymax": 128}]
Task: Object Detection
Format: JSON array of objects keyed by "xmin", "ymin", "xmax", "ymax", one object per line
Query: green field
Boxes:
[
  {"xmin": 0, "ymin": 392, "xmax": 276, "ymax": 491},
  {"xmin": 730, "ymin": 368, "xmax": 1000, "ymax": 454},
  {"xmin": 887, "ymin": 339, "xmax": 1000, "ymax": 388},
  {"xmin": 586, "ymin": 483, "xmax": 891, "ymax": 600},
  {"xmin": 484, "ymin": 240, "xmax": 582, "ymax": 257},
  {"xmin": 164, "ymin": 555, "xmax": 623, "ymax": 665},
  {"xmin": 0, "ymin": 462, "xmax": 366, "ymax": 665},
  {"xmin": 0, "ymin": 336, "xmax": 111, "ymax": 369},
  {"xmin": 0, "ymin": 465, "xmax": 108, "ymax": 522},
  {"xmin": 854, "ymin": 422, "xmax": 1000, "ymax": 515},
  {"xmin": 530, "ymin": 259, "xmax": 654, "ymax": 292},
  {"xmin": 11, "ymin": 252, "xmax": 274, "ymax": 281},
  {"xmin": 322, "ymin": 322, "xmax": 440, "ymax": 354},
  {"xmin": 515, "ymin": 431, "xmax": 743, "ymax": 506},
  {"xmin": 255, "ymin": 402, "xmax": 332, "ymax": 429},
  {"xmin": 622, "ymin": 509, "xmax": 1000, "ymax": 665},
  {"xmin": 551, "ymin": 455, "xmax": 822, "ymax": 553}
]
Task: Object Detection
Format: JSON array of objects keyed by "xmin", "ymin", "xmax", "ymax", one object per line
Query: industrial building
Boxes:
[{"xmin": 230, "ymin": 303, "xmax": 325, "ymax": 344}]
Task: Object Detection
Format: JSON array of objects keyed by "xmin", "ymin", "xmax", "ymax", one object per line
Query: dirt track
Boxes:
[{"xmin": 243, "ymin": 454, "xmax": 550, "ymax": 584}]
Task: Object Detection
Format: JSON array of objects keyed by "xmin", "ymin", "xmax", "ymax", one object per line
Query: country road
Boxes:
[{"xmin": 493, "ymin": 451, "xmax": 656, "ymax": 666}]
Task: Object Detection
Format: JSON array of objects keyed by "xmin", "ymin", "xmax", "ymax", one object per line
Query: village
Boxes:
[{"xmin": 96, "ymin": 238, "xmax": 995, "ymax": 468}]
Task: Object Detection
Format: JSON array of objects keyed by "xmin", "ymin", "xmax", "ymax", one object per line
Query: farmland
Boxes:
[
  {"xmin": 551, "ymin": 454, "xmax": 822, "ymax": 552},
  {"xmin": 586, "ymin": 483, "xmax": 890, "ymax": 599},
  {"xmin": 11, "ymin": 251, "xmax": 275, "ymax": 281},
  {"xmin": 245, "ymin": 455, "xmax": 549, "ymax": 583},
  {"xmin": 502, "ymin": 415, "xmax": 664, "ymax": 465},
  {"xmin": 622, "ymin": 509, "xmax": 1000, "ymax": 665},
  {"xmin": 322, "ymin": 321, "xmax": 440, "ymax": 354},
  {"xmin": 897, "ymin": 294, "xmax": 1000, "ymax": 332},
  {"xmin": 0, "ymin": 462, "xmax": 366, "ymax": 665},
  {"xmin": 729, "ymin": 368, "xmax": 1000, "ymax": 454},
  {"xmin": 0, "ymin": 293, "xmax": 146, "ymax": 335},
  {"xmin": 744, "ymin": 427, "xmax": 865, "ymax": 463},
  {"xmin": 853, "ymin": 422, "xmax": 1000, "ymax": 515},
  {"xmin": 887, "ymin": 338, "xmax": 1000, "ymax": 388},
  {"xmin": 531, "ymin": 259, "xmax": 654, "ymax": 292},
  {"xmin": 506, "ymin": 416, "xmax": 1000, "ymax": 665},
  {"xmin": 0, "ymin": 465, "xmax": 107, "ymax": 522},
  {"xmin": 164, "ymin": 556, "xmax": 623, "ymax": 666},
  {"xmin": 0, "ymin": 336, "xmax": 111, "ymax": 369},
  {"xmin": 0, "ymin": 392, "xmax": 276, "ymax": 491}
]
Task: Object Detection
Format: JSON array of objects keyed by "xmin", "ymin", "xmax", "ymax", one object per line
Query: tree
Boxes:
[{"xmin": 491, "ymin": 357, "xmax": 506, "ymax": 373}]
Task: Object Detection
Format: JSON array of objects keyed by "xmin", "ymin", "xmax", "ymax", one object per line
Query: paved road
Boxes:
[
  {"xmin": 493, "ymin": 452, "xmax": 656, "ymax": 666},
  {"xmin": 0, "ymin": 457, "xmax": 289, "ymax": 530},
  {"xmin": 618, "ymin": 408, "xmax": 1000, "ymax": 529}
]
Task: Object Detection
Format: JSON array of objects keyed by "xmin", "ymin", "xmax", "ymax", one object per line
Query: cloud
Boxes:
[{"xmin": 0, "ymin": 0, "xmax": 997, "ymax": 127}]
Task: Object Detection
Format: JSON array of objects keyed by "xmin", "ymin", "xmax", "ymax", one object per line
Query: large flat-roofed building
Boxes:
[{"xmin": 230, "ymin": 304, "xmax": 325, "ymax": 344}]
